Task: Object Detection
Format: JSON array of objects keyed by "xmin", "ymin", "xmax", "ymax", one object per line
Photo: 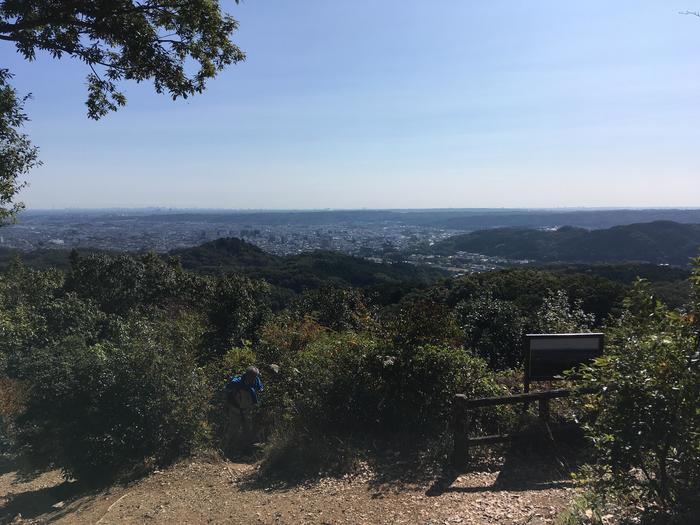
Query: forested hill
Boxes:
[
  {"xmin": 169, "ymin": 237, "xmax": 277, "ymax": 271},
  {"xmin": 0, "ymin": 237, "xmax": 448, "ymax": 292},
  {"xmin": 169, "ymin": 237, "xmax": 448, "ymax": 291},
  {"xmin": 428, "ymin": 221, "xmax": 700, "ymax": 266}
]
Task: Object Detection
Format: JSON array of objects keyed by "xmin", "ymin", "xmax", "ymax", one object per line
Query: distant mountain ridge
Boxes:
[{"xmin": 428, "ymin": 221, "xmax": 700, "ymax": 266}]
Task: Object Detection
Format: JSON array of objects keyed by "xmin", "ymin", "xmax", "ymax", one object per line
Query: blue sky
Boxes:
[{"xmin": 3, "ymin": 0, "xmax": 700, "ymax": 209}]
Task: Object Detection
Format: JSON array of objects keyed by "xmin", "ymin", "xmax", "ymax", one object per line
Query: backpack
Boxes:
[{"xmin": 223, "ymin": 376, "xmax": 241, "ymax": 405}]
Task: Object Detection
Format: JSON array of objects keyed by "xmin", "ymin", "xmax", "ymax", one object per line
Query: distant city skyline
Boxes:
[
  {"xmin": 8, "ymin": 208, "xmax": 700, "ymax": 258},
  {"xmin": 3, "ymin": 0, "xmax": 700, "ymax": 209}
]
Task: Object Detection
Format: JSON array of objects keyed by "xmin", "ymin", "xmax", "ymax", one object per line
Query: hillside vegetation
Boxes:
[
  {"xmin": 170, "ymin": 237, "xmax": 448, "ymax": 291},
  {"xmin": 0, "ymin": 238, "xmax": 448, "ymax": 294},
  {"xmin": 0, "ymin": 237, "xmax": 691, "ymax": 310},
  {"xmin": 0, "ymin": 245, "xmax": 698, "ymax": 524},
  {"xmin": 429, "ymin": 221, "xmax": 700, "ymax": 266}
]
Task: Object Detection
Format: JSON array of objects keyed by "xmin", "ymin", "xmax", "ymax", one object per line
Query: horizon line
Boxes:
[{"xmin": 18, "ymin": 206, "xmax": 700, "ymax": 214}]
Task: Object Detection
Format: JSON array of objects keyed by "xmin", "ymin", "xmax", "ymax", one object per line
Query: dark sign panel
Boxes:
[{"xmin": 524, "ymin": 333, "xmax": 604, "ymax": 389}]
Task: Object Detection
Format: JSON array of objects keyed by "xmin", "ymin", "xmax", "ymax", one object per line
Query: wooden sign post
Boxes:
[{"xmin": 451, "ymin": 332, "xmax": 605, "ymax": 466}]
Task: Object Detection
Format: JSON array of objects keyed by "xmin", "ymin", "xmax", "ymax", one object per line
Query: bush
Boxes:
[
  {"xmin": 0, "ymin": 263, "xmax": 66, "ymax": 356},
  {"xmin": 204, "ymin": 345, "xmax": 258, "ymax": 390},
  {"xmin": 455, "ymin": 293, "xmax": 525, "ymax": 370},
  {"xmin": 576, "ymin": 280, "xmax": 700, "ymax": 512},
  {"xmin": 11, "ymin": 318, "xmax": 209, "ymax": 481},
  {"xmin": 531, "ymin": 289, "xmax": 594, "ymax": 334},
  {"xmin": 260, "ymin": 427, "xmax": 362, "ymax": 480},
  {"xmin": 0, "ymin": 376, "xmax": 27, "ymax": 454},
  {"xmin": 387, "ymin": 296, "xmax": 461, "ymax": 347},
  {"xmin": 65, "ymin": 252, "xmax": 194, "ymax": 315},
  {"xmin": 289, "ymin": 332, "xmax": 383, "ymax": 431},
  {"xmin": 255, "ymin": 334, "xmax": 513, "ymax": 478},
  {"xmin": 204, "ymin": 274, "xmax": 271, "ymax": 355},
  {"xmin": 377, "ymin": 344, "xmax": 508, "ymax": 433},
  {"xmin": 278, "ymin": 333, "xmax": 507, "ymax": 436},
  {"xmin": 557, "ymin": 490, "xmax": 609, "ymax": 525},
  {"xmin": 257, "ymin": 313, "xmax": 327, "ymax": 363},
  {"xmin": 290, "ymin": 285, "xmax": 375, "ymax": 332}
]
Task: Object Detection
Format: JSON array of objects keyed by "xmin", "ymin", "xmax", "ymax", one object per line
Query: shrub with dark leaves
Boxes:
[{"xmin": 12, "ymin": 318, "xmax": 208, "ymax": 481}]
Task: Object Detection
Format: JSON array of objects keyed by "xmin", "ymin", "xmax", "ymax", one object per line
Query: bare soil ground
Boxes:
[{"xmin": 1, "ymin": 448, "xmax": 578, "ymax": 525}]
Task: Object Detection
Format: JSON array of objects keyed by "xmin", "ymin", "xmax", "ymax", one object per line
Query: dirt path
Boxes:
[{"xmin": 1, "ymin": 454, "xmax": 576, "ymax": 525}]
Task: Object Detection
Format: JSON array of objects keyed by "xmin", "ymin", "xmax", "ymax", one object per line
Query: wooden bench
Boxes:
[{"xmin": 451, "ymin": 333, "xmax": 604, "ymax": 466}]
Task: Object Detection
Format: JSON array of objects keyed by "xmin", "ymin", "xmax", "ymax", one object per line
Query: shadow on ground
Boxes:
[
  {"xmin": 0, "ymin": 457, "xmax": 126, "ymax": 525},
  {"xmin": 425, "ymin": 421, "xmax": 586, "ymax": 497},
  {"xmin": 0, "ymin": 457, "xmax": 14, "ymax": 477},
  {"xmin": 235, "ymin": 419, "xmax": 588, "ymax": 496},
  {"xmin": 0, "ymin": 480, "xmax": 89, "ymax": 524}
]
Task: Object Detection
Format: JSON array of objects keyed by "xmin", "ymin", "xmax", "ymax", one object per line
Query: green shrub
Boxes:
[
  {"xmin": 11, "ymin": 318, "xmax": 209, "ymax": 481},
  {"xmin": 204, "ymin": 274, "xmax": 271, "ymax": 355},
  {"xmin": 260, "ymin": 427, "xmax": 362, "ymax": 480},
  {"xmin": 576, "ymin": 280, "xmax": 700, "ymax": 512},
  {"xmin": 204, "ymin": 345, "xmax": 258, "ymax": 390},
  {"xmin": 0, "ymin": 376, "xmax": 27, "ymax": 455},
  {"xmin": 455, "ymin": 293, "xmax": 525, "ymax": 370},
  {"xmin": 377, "ymin": 344, "xmax": 508, "ymax": 433},
  {"xmin": 387, "ymin": 296, "xmax": 461, "ymax": 347},
  {"xmin": 557, "ymin": 490, "xmax": 609, "ymax": 525},
  {"xmin": 291, "ymin": 285, "xmax": 375, "ymax": 332},
  {"xmin": 289, "ymin": 332, "xmax": 382, "ymax": 430},
  {"xmin": 257, "ymin": 313, "xmax": 327, "ymax": 363},
  {"xmin": 531, "ymin": 289, "xmax": 595, "ymax": 334},
  {"xmin": 65, "ymin": 252, "xmax": 191, "ymax": 315},
  {"xmin": 279, "ymin": 333, "xmax": 507, "ymax": 436}
]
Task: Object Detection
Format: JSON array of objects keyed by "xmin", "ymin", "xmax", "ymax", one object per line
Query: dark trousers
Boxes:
[{"xmin": 224, "ymin": 404, "xmax": 254, "ymax": 451}]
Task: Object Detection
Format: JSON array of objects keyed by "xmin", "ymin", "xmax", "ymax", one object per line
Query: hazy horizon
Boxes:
[
  {"xmin": 4, "ymin": 0, "xmax": 700, "ymax": 209},
  {"xmin": 19, "ymin": 206, "xmax": 700, "ymax": 213}
]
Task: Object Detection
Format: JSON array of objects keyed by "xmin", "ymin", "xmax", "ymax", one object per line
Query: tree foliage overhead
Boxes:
[
  {"xmin": 0, "ymin": 0, "xmax": 244, "ymax": 119},
  {"xmin": 0, "ymin": 0, "xmax": 244, "ymax": 220},
  {"xmin": 0, "ymin": 69, "xmax": 40, "ymax": 224}
]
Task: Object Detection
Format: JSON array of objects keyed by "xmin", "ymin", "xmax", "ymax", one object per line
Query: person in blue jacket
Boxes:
[{"xmin": 224, "ymin": 366, "xmax": 263, "ymax": 452}]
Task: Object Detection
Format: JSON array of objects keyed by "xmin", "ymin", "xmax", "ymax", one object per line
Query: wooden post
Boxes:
[
  {"xmin": 538, "ymin": 397, "xmax": 550, "ymax": 422},
  {"xmin": 523, "ymin": 334, "xmax": 531, "ymax": 393},
  {"xmin": 451, "ymin": 396, "xmax": 470, "ymax": 468},
  {"xmin": 451, "ymin": 387, "xmax": 599, "ymax": 455}
]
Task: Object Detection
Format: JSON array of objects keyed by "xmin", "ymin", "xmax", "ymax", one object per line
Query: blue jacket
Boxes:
[{"xmin": 226, "ymin": 375, "xmax": 264, "ymax": 404}]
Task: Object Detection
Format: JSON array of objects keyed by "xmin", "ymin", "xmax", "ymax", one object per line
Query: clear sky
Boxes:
[{"xmin": 3, "ymin": 0, "xmax": 700, "ymax": 209}]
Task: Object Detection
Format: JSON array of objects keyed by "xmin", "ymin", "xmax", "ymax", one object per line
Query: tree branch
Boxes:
[{"xmin": 0, "ymin": 2, "xmax": 180, "ymax": 34}]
